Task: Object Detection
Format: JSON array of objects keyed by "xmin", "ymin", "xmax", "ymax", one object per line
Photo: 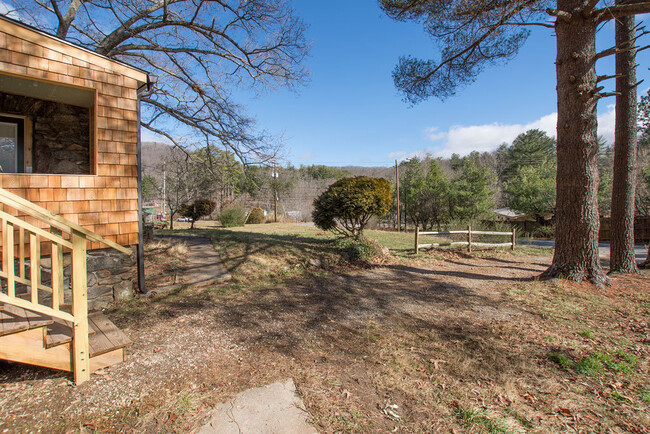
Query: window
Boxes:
[
  {"xmin": 0, "ymin": 116, "xmax": 24, "ymax": 173},
  {"xmin": 0, "ymin": 73, "xmax": 94, "ymax": 175}
]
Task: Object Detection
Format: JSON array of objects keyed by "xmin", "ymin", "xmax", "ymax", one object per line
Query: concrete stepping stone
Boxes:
[{"xmin": 197, "ymin": 379, "xmax": 317, "ymax": 434}]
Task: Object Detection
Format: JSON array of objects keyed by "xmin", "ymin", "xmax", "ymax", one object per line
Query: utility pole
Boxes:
[
  {"xmin": 273, "ymin": 163, "xmax": 278, "ymax": 223},
  {"xmin": 395, "ymin": 160, "xmax": 400, "ymax": 232},
  {"xmin": 162, "ymin": 162, "xmax": 166, "ymax": 219}
]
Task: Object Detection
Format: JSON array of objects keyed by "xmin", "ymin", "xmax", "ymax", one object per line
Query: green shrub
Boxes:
[
  {"xmin": 335, "ymin": 237, "xmax": 387, "ymax": 262},
  {"xmin": 313, "ymin": 176, "xmax": 392, "ymax": 239},
  {"xmin": 219, "ymin": 204, "xmax": 246, "ymax": 228},
  {"xmin": 246, "ymin": 207, "xmax": 265, "ymax": 224}
]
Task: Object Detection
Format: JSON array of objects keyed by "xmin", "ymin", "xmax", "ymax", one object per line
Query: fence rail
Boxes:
[{"xmin": 414, "ymin": 226, "xmax": 516, "ymax": 254}]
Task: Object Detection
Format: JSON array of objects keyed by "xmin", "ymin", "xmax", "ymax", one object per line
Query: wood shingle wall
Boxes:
[{"xmin": 0, "ymin": 18, "xmax": 147, "ymax": 250}]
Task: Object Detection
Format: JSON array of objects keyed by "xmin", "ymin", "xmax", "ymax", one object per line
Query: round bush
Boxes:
[
  {"xmin": 246, "ymin": 207, "xmax": 265, "ymax": 224},
  {"xmin": 312, "ymin": 176, "xmax": 393, "ymax": 238},
  {"xmin": 219, "ymin": 204, "xmax": 246, "ymax": 228}
]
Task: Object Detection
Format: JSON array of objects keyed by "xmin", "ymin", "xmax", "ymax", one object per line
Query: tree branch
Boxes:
[
  {"xmin": 597, "ymin": 73, "xmax": 624, "ymax": 82},
  {"xmin": 583, "ymin": 0, "xmax": 601, "ymax": 18},
  {"xmin": 595, "ymin": 2, "xmax": 650, "ymax": 23},
  {"xmin": 546, "ymin": 8, "xmax": 572, "ymax": 22}
]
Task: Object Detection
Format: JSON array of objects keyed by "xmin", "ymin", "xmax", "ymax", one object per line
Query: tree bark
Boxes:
[
  {"xmin": 610, "ymin": 12, "xmax": 639, "ymax": 273},
  {"xmin": 543, "ymin": 0, "xmax": 608, "ymax": 286}
]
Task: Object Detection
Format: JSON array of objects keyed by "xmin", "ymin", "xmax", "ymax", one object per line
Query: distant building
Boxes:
[{"xmin": 493, "ymin": 207, "xmax": 534, "ymax": 222}]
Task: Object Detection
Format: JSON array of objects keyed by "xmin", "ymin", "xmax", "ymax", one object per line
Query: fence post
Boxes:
[
  {"xmin": 467, "ymin": 224, "xmax": 472, "ymax": 253},
  {"xmin": 71, "ymin": 229, "xmax": 90, "ymax": 385},
  {"xmin": 512, "ymin": 227, "xmax": 516, "ymax": 251},
  {"xmin": 414, "ymin": 226, "xmax": 419, "ymax": 255}
]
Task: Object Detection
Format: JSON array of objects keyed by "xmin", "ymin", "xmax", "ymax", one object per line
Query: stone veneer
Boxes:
[
  {"xmin": 39, "ymin": 248, "xmax": 136, "ymax": 310},
  {"xmin": 0, "ymin": 92, "xmax": 91, "ymax": 174}
]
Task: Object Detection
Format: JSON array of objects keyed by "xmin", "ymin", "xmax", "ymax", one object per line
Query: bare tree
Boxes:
[
  {"xmin": 610, "ymin": 8, "xmax": 641, "ymax": 274},
  {"xmin": 160, "ymin": 148, "xmax": 212, "ymax": 229},
  {"xmin": 9, "ymin": 0, "xmax": 309, "ymax": 163},
  {"xmin": 381, "ymin": 0, "xmax": 650, "ymax": 285}
]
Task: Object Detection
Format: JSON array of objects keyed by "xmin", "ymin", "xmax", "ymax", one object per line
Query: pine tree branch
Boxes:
[
  {"xmin": 595, "ymin": 3, "xmax": 650, "ymax": 23},
  {"xmin": 597, "ymin": 73, "xmax": 624, "ymax": 83},
  {"xmin": 595, "ymin": 43, "xmax": 649, "ymax": 60},
  {"xmin": 597, "ymin": 92, "xmax": 622, "ymax": 98}
]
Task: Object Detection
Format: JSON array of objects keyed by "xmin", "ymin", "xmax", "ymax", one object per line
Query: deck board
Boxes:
[
  {"xmin": 88, "ymin": 312, "xmax": 130, "ymax": 357},
  {"xmin": 45, "ymin": 317, "xmax": 95, "ymax": 348},
  {"xmin": 0, "ymin": 304, "xmax": 31, "ymax": 336},
  {"xmin": 22, "ymin": 306, "xmax": 53, "ymax": 330},
  {"xmin": 87, "ymin": 316, "xmax": 114, "ymax": 357}
]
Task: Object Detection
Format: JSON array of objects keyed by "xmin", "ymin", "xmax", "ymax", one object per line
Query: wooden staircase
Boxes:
[
  {"xmin": 0, "ymin": 303, "xmax": 130, "ymax": 374},
  {"xmin": 0, "ymin": 187, "xmax": 132, "ymax": 384}
]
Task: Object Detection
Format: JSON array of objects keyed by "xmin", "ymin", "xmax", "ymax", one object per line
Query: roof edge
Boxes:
[{"xmin": 0, "ymin": 14, "xmax": 149, "ymax": 79}]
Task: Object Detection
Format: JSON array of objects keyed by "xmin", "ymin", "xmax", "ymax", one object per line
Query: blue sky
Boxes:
[
  {"xmin": 21, "ymin": 0, "xmax": 626, "ymax": 164},
  {"xmin": 5, "ymin": 0, "xmax": 644, "ymax": 166},
  {"xmin": 234, "ymin": 1, "xmax": 650, "ymax": 167}
]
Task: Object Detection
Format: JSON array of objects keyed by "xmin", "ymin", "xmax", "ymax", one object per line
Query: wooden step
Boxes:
[
  {"xmin": 0, "ymin": 304, "xmax": 130, "ymax": 375},
  {"xmin": 0, "ymin": 303, "xmax": 53, "ymax": 337},
  {"xmin": 87, "ymin": 312, "xmax": 131, "ymax": 357},
  {"xmin": 45, "ymin": 317, "xmax": 96, "ymax": 349}
]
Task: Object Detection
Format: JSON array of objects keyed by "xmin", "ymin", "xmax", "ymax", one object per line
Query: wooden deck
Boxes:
[{"xmin": 0, "ymin": 302, "xmax": 130, "ymax": 376}]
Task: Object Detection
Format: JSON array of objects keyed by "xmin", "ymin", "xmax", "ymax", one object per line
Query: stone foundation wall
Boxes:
[{"xmin": 39, "ymin": 247, "xmax": 136, "ymax": 310}]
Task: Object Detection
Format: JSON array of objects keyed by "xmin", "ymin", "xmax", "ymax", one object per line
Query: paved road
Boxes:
[{"xmin": 520, "ymin": 239, "xmax": 648, "ymax": 263}]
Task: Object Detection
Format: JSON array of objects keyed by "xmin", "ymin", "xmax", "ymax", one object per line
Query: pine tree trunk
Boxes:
[
  {"xmin": 610, "ymin": 13, "xmax": 639, "ymax": 273},
  {"xmin": 543, "ymin": 0, "xmax": 608, "ymax": 286}
]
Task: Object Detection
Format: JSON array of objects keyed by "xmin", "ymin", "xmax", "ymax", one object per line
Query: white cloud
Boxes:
[
  {"xmin": 141, "ymin": 129, "xmax": 172, "ymax": 144},
  {"xmin": 597, "ymin": 104, "xmax": 615, "ymax": 145},
  {"xmin": 422, "ymin": 126, "xmax": 446, "ymax": 142},
  {"xmin": 392, "ymin": 105, "xmax": 617, "ymax": 160}
]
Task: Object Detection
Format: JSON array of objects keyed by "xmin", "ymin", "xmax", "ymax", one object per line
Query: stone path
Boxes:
[
  {"xmin": 154, "ymin": 236, "xmax": 231, "ymax": 291},
  {"xmin": 197, "ymin": 379, "xmax": 317, "ymax": 434}
]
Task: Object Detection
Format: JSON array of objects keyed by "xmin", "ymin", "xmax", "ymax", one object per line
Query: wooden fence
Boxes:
[
  {"xmin": 599, "ymin": 215, "xmax": 650, "ymax": 243},
  {"xmin": 414, "ymin": 226, "xmax": 516, "ymax": 254}
]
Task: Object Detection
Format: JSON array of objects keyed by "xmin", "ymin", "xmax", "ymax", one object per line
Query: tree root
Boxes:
[{"xmin": 540, "ymin": 264, "xmax": 611, "ymax": 288}]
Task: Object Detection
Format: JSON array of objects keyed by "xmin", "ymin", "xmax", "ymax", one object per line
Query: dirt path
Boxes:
[
  {"xmin": 151, "ymin": 235, "xmax": 231, "ymax": 290},
  {"xmin": 0, "ymin": 253, "xmax": 648, "ymax": 433}
]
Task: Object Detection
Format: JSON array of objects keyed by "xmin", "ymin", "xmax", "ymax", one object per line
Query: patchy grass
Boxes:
[
  {"xmin": 549, "ymin": 352, "xmax": 572, "ymax": 369},
  {"xmin": 175, "ymin": 392, "xmax": 197, "ymax": 414},
  {"xmin": 143, "ymin": 238, "xmax": 189, "ymax": 288},
  {"xmin": 454, "ymin": 406, "xmax": 515, "ymax": 434}
]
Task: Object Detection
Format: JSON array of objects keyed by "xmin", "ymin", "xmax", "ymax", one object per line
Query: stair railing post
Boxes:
[
  {"xmin": 71, "ymin": 229, "xmax": 90, "ymax": 384},
  {"xmin": 51, "ymin": 228, "xmax": 65, "ymax": 307},
  {"xmin": 5, "ymin": 221, "xmax": 15, "ymax": 297}
]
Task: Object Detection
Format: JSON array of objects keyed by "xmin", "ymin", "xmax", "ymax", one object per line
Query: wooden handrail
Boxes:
[
  {"xmin": 0, "ymin": 209, "xmax": 72, "ymax": 248},
  {"xmin": 0, "ymin": 187, "xmax": 131, "ymax": 254}
]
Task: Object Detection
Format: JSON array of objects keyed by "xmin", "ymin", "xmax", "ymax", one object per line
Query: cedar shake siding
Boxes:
[{"xmin": 0, "ymin": 16, "xmax": 148, "ymax": 251}]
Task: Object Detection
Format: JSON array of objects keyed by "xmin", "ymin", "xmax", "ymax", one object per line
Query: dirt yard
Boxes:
[{"xmin": 0, "ymin": 226, "xmax": 648, "ymax": 433}]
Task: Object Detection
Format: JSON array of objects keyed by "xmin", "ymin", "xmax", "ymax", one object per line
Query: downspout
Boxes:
[{"xmin": 135, "ymin": 76, "xmax": 153, "ymax": 294}]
